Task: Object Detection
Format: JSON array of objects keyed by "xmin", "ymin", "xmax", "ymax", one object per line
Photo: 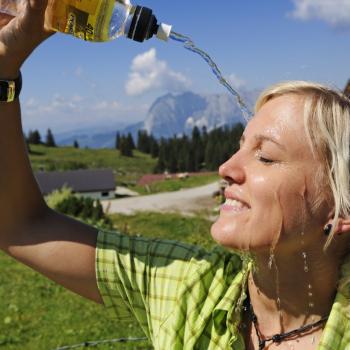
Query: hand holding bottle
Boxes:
[{"xmin": 0, "ymin": 0, "xmax": 54, "ymax": 78}]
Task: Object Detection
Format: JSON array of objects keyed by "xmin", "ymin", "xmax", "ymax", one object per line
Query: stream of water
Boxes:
[{"xmin": 169, "ymin": 31, "xmax": 252, "ymax": 122}]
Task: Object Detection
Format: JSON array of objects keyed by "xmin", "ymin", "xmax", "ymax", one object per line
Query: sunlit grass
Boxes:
[
  {"xmin": 29, "ymin": 145, "xmax": 157, "ymax": 186},
  {"xmin": 132, "ymin": 173, "xmax": 219, "ymax": 195}
]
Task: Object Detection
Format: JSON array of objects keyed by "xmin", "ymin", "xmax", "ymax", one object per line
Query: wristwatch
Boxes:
[{"xmin": 0, "ymin": 72, "xmax": 22, "ymax": 102}]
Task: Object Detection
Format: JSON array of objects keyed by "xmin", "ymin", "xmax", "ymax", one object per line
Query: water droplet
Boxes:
[
  {"xmin": 302, "ymin": 252, "xmax": 307, "ymax": 259},
  {"xmin": 312, "ymin": 336, "xmax": 315, "ymax": 344},
  {"xmin": 308, "ymin": 284, "xmax": 312, "ymax": 289},
  {"xmin": 308, "ymin": 292, "xmax": 313, "ymax": 297},
  {"xmin": 308, "ymin": 302, "xmax": 314, "ymax": 308},
  {"xmin": 268, "ymin": 254, "xmax": 274, "ymax": 270},
  {"xmin": 304, "ymin": 266, "xmax": 309, "ymax": 272}
]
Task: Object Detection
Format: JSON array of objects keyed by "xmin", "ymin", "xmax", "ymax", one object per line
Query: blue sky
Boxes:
[{"xmin": 20, "ymin": 0, "xmax": 350, "ymax": 135}]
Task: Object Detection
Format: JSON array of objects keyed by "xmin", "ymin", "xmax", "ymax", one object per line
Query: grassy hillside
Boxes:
[
  {"xmin": 0, "ymin": 212, "xmax": 214, "ymax": 350},
  {"xmin": 133, "ymin": 173, "xmax": 219, "ymax": 195},
  {"xmin": 28, "ymin": 145, "xmax": 220, "ymax": 193},
  {"xmin": 28, "ymin": 145, "xmax": 157, "ymax": 186}
]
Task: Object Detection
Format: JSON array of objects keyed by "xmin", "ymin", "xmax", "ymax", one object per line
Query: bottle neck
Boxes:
[
  {"xmin": 124, "ymin": 11, "xmax": 134, "ymax": 37},
  {"xmin": 126, "ymin": 5, "xmax": 158, "ymax": 42}
]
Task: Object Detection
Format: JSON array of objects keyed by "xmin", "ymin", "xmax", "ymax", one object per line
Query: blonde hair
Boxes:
[{"xmin": 255, "ymin": 81, "xmax": 350, "ymax": 249}]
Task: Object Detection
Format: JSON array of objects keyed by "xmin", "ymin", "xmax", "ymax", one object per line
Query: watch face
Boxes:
[
  {"xmin": 0, "ymin": 80, "xmax": 10, "ymax": 102},
  {"xmin": 0, "ymin": 81, "xmax": 7, "ymax": 101},
  {"xmin": 0, "ymin": 75, "xmax": 21, "ymax": 102}
]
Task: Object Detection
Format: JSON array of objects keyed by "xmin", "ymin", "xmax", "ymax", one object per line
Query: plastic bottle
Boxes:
[{"xmin": 0, "ymin": 0, "xmax": 172, "ymax": 42}]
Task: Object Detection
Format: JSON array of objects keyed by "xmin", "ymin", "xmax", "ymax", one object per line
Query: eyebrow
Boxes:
[{"xmin": 240, "ymin": 134, "xmax": 286, "ymax": 151}]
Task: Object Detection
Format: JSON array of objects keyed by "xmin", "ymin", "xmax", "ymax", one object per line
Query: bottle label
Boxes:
[{"xmin": 50, "ymin": 0, "xmax": 114, "ymax": 41}]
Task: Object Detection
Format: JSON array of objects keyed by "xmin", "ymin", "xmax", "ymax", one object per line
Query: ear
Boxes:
[
  {"xmin": 335, "ymin": 217, "xmax": 350, "ymax": 235},
  {"xmin": 324, "ymin": 210, "xmax": 350, "ymax": 236}
]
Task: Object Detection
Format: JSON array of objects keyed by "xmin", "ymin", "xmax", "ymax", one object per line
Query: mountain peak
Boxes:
[
  {"xmin": 144, "ymin": 91, "xmax": 254, "ymax": 138},
  {"xmin": 56, "ymin": 90, "xmax": 258, "ymax": 148}
]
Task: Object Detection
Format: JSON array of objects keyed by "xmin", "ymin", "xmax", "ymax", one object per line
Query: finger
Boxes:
[
  {"xmin": 28, "ymin": 0, "xmax": 49, "ymax": 12},
  {"xmin": 21, "ymin": 0, "xmax": 47, "ymax": 28},
  {"xmin": 0, "ymin": 13, "xmax": 13, "ymax": 28},
  {"xmin": 20, "ymin": 0, "xmax": 54, "ymax": 41}
]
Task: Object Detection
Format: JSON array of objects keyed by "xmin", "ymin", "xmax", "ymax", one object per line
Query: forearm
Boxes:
[
  {"xmin": 0, "ymin": 100, "xmax": 102, "ymax": 304},
  {"xmin": 0, "ymin": 99, "xmax": 47, "ymax": 246}
]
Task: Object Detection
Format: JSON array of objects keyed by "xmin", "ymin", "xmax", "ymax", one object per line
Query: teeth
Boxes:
[{"xmin": 225, "ymin": 198, "xmax": 248, "ymax": 209}]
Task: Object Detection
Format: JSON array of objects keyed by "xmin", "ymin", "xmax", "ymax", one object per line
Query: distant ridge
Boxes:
[{"xmin": 56, "ymin": 90, "xmax": 259, "ymax": 148}]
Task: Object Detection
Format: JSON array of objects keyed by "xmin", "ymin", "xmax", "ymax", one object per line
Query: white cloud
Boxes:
[
  {"xmin": 227, "ymin": 73, "xmax": 246, "ymax": 90},
  {"xmin": 290, "ymin": 0, "xmax": 350, "ymax": 27},
  {"xmin": 125, "ymin": 48, "xmax": 191, "ymax": 96}
]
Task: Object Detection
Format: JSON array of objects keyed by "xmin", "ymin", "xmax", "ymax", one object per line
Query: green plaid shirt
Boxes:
[{"xmin": 96, "ymin": 229, "xmax": 350, "ymax": 349}]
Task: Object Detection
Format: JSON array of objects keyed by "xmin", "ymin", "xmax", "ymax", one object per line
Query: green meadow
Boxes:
[
  {"xmin": 29, "ymin": 145, "xmax": 157, "ymax": 187},
  {"xmin": 133, "ymin": 173, "xmax": 219, "ymax": 195},
  {"xmin": 28, "ymin": 145, "xmax": 219, "ymax": 194}
]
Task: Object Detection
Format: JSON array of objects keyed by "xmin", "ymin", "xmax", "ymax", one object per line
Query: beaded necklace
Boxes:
[{"xmin": 243, "ymin": 295, "xmax": 328, "ymax": 350}]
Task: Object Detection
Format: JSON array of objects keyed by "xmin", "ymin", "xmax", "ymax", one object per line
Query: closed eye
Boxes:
[{"xmin": 258, "ymin": 156, "xmax": 274, "ymax": 164}]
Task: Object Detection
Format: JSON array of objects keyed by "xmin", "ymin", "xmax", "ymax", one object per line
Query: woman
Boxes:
[{"xmin": 0, "ymin": 1, "xmax": 350, "ymax": 349}]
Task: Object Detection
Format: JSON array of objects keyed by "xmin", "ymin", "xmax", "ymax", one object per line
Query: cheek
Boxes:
[
  {"xmin": 211, "ymin": 167, "xmax": 314, "ymax": 251},
  {"xmin": 211, "ymin": 173, "xmax": 285, "ymax": 250},
  {"xmin": 247, "ymin": 174, "xmax": 284, "ymax": 247},
  {"xmin": 266, "ymin": 170, "xmax": 310, "ymax": 239}
]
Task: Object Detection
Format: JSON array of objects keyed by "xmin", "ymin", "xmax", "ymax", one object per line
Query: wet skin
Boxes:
[
  {"xmin": 211, "ymin": 94, "xmax": 331, "ymax": 254},
  {"xmin": 210, "ymin": 94, "xmax": 341, "ymax": 348}
]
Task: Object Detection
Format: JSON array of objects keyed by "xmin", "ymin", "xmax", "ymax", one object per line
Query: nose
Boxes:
[{"xmin": 218, "ymin": 152, "xmax": 246, "ymax": 185}]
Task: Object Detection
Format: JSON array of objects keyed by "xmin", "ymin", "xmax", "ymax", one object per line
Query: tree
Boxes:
[
  {"xmin": 81, "ymin": 197, "xmax": 94, "ymax": 219},
  {"xmin": 137, "ymin": 130, "xmax": 151, "ymax": 153},
  {"xmin": 27, "ymin": 129, "xmax": 42, "ymax": 145},
  {"xmin": 45, "ymin": 128, "xmax": 56, "ymax": 147},
  {"xmin": 115, "ymin": 132, "xmax": 121, "ymax": 150},
  {"xmin": 154, "ymin": 139, "xmax": 166, "ymax": 173},
  {"xmin": 151, "ymin": 123, "xmax": 244, "ymax": 173},
  {"xmin": 178, "ymin": 140, "xmax": 189, "ymax": 172},
  {"xmin": 119, "ymin": 136, "xmax": 133, "ymax": 157},
  {"xmin": 168, "ymin": 140, "xmax": 178, "ymax": 173},
  {"xmin": 45, "ymin": 187, "xmax": 113, "ymax": 230},
  {"xmin": 92, "ymin": 200, "xmax": 104, "ymax": 222},
  {"xmin": 150, "ymin": 136, "xmax": 159, "ymax": 158},
  {"xmin": 73, "ymin": 140, "xmax": 79, "ymax": 148},
  {"xmin": 127, "ymin": 133, "xmax": 135, "ymax": 150},
  {"xmin": 205, "ymin": 137, "xmax": 215, "ymax": 170}
]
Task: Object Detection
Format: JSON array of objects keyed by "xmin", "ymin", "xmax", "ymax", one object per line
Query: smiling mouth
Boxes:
[{"xmin": 221, "ymin": 198, "xmax": 250, "ymax": 213}]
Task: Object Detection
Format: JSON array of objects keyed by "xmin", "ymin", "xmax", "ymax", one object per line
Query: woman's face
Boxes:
[{"xmin": 211, "ymin": 94, "xmax": 330, "ymax": 252}]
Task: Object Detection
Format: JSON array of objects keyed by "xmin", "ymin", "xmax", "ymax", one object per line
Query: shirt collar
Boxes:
[{"xmin": 212, "ymin": 256, "xmax": 253, "ymax": 335}]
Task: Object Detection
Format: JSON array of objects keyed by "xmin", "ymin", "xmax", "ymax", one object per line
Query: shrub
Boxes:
[{"xmin": 45, "ymin": 187, "xmax": 113, "ymax": 230}]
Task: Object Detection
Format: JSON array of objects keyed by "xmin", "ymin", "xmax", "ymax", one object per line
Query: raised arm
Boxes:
[{"xmin": 0, "ymin": 0, "xmax": 102, "ymax": 304}]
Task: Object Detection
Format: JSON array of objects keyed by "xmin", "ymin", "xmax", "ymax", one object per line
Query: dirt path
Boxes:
[{"xmin": 102, "ymin": 182, "xmax": 219, "ymax": 215}]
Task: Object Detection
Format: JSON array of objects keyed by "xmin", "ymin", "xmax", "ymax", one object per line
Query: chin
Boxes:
[
  {"xmin": 210, "ymin": 218, "xmax": 273, "ymax": 252},
  {"xmin": 210, "ymin": 220, "xmax": 246, "ymax": 250}
]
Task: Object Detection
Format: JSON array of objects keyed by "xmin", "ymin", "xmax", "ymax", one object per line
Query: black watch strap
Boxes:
[{"xmin": 0, "ymin": 72, "xmax": 22, "ymax": 102}]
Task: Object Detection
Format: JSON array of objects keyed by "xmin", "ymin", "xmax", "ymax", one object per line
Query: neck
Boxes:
[{"xmin": 247, "ymin": 244, "xmax": 339, "ymax": 336}]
